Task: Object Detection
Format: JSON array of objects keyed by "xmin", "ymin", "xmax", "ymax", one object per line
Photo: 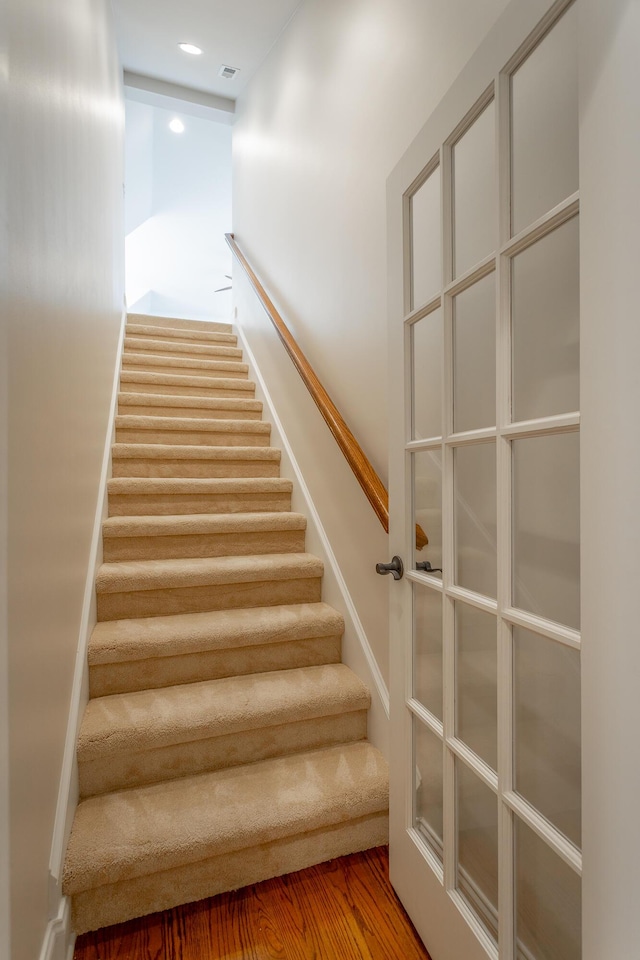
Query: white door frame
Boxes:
[{"xmin": 386, "ymin": 0, "xmax": 640, "ymax": 956}]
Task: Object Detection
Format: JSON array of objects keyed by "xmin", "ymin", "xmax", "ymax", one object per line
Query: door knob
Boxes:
[
  {"xmin": 416, "ymin": 561, "xmax": 442, "ymax": 574},
  {"xmin": 376, "ymin": 556, "xmax": 404, "ymax": 580}
]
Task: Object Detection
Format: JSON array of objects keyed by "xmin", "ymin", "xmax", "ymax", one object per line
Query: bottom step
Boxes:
[{"xmin": 63, "ymin": 740, "xmax": 388, "ymax": 933}]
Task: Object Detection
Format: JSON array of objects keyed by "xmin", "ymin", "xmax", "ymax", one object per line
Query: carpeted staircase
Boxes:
[{"xmin": 62, "ymin": 313, "xmax": 389, "ymax": 933}]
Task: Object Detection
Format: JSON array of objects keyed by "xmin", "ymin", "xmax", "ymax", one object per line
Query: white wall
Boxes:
[
  {"xmin": 125, "ymin": 99, "xmax": 232, "ymax": 320},
  {"xmin": 4, "ymin": 0, "xmax": 124, "ymax": 957},
  {"xmin": 125, "ymin": 99, "xmax": 154, "ymax": 235},
  {"xmin": 233, "ymin": 0, "xmax": 510, "ymax": 688},
  {"xmin": 235, "ymin": 270, "xmax": 393, "ymax": 696}
]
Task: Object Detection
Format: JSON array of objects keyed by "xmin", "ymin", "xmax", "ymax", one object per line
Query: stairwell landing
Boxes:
[{"xmin": 62, "ymin": 313, "xmax": 389, "ymax": 933}]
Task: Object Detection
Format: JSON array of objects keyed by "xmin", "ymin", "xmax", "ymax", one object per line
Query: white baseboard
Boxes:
[
  {"xmin": 45, "ymin": 307, "xmax": 127, "ymax": 949},
  {"xmin": 39, "ymin": 897, "xmax": 75, "ymax": 960},
  {"xmin": 235, "ymin": 326, "xmax": 390, "ymax": 756}
]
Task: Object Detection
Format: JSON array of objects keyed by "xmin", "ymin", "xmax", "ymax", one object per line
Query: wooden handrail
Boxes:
[{"xmin": 225, "ymin": 233, "xmax": 427, "ymax": 551}]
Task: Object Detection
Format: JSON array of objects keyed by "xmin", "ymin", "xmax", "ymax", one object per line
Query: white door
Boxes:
[{"xmin": 386, "ymin": 1, "xmax": 582, "ymax": 958}]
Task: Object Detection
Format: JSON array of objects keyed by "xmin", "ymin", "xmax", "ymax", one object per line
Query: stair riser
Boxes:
[
  {"xmin": 96, "ymin": 577, "xmax": 322, "ymax": 621},
  {"xmin": 118, "ymin": 404, "xmax": 262, "ymax": 420},
  {"xmin": 70, "ymin": 814, "xmax": 389, "ymax": 934},
  {"xmin": 111, "ymin": 458, "xmax": 281, "ymax": 479},
  {"xmin": 127, "ymin": 314, "xmax": 232, "ymax": 334},
  {"xmin": 122, "ymin": 358, "xmax": 249, "ymax": 379},
  {"xmin": 115, "ymin": 428, "xmax": 270, "ymax": 447},
  {"xmin": 79, "ymin": 711, "xmax": 367, "ymax": 797},
  {"xmin": 103, "ymin": 529, "xmax": 306, "ymax": 562},
  {"xmin": 120, "ymin": 377, "xmax": 255, "ymax": 398},
  {"xmin": 89, "ymin": 636, "xmax": 343, "ymax": 698},
  {"xmin": 124, "ymin": 342, "xmax": 243, "ymax": 360},
  {"xmin": 108, "ymin": 493, "xmax": 292, "ymax": 516},
  {"xmin": 127, "ymin": 325, "xmax": 237, "ymax": 346}
]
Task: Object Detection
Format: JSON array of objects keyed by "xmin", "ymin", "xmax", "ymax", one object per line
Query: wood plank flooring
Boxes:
[{"xmin": 73, "ymin": 846, "xmax": 432, "ymax": 960}]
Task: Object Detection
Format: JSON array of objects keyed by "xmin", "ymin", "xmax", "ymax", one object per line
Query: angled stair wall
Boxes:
[{"xmin": 62, "ymin": 313, "xmax": 389, "ymax": 933}]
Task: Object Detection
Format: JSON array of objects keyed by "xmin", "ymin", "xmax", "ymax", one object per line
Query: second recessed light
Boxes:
[{"xmin": 179, "ymin": 43, "xmax": 202, "ymax": 55}]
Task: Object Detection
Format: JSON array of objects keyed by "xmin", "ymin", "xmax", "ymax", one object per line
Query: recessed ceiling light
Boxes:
[
  {"xmin": 169, "ymin": 118, "xmax": 185, "ymax": 134},
  {"xmin": 178, "ymin": 42, "xmax": 202, "ymax": 56}
]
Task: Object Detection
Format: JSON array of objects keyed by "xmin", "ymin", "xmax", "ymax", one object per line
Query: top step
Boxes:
[{"xmin": 128, "ymin": 314, "xmax": 233, "ymax": 335}]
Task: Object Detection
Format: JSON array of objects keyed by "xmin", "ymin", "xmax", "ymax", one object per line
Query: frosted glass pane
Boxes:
[
  {"xmin": 513, "ymin": 433, "xmax": 580, "ymax": 629},
  {"xmin": 411, "ymin": 168, "xmax": 442, "ymax": 308},
  {"xmin": 457, "ymin": 762, "xmax": 498, "ymax": 943},
  {"xmin": 453, "ymin": 273, "xmax": 496, "ymax": 432},
  {"xmin": 514, "ymin": 627, "xmax": 581, "ymax": 846},
  {"xmin": 511, "ymin": 4, "xmax": 578, "ymax": 234},
  {"xmin": 413, "ymin": 449, "xmax": 442, "ymax": 572},
  {"xmin": 453, "ymin": 100, "xmax": 496, "ymax": 277},
  {"xmin": 512, "ymin": 217, "xmax": 579, "ymax": 422},
  {"xmin": 414, "ymin": 584, "xmax": 443, "ymax": 720},
  {"xmin": 456, "ymin": 603, "xmax": 497, "ymax": 769},
  {"xmin": 412, "ymin": 308, "xmax": 442, "ymax": 440},
  {"xmin": 415, "ymin": 719, "xmax": 443, "ymax": 861},
  {"xmin": 516, "ymin": 819, "xmax": 581, "ymax": 960},
  {"xmin": 455, "ymin": 443, "xmax": 497, "ymax": 598}
]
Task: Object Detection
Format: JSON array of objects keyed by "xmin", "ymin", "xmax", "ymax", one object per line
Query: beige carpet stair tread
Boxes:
[
  {"xmin": 108, "ymin": 476, "xmax": 292, "ymax": 495},
  {"xmin": 120, "ymin": 371, "xmax": 256, "ymax": 396},
  {"xmin": 110, "ymin": 444, "xmax": 282, "ymax": 480},
  {"xmin": 88, "ymin": 602, "xmax": 345, "ymax": 665},
  {"xmin": 117, "ymin": 406, "xmax": 263, "ymax": 423},
  {"xmin": 62, "ymin": 740, "xmax": 388, "ymax": 895},
  {"xmin": 96, "ymin": 553, "xmax": 323, "ymax": 595},
  {"xmin": 112, "ymin": 443, "xmax": 279, "ymax": 463},
  {"xmin": 124, "ymin": 337, "xmax": 243, "ymax": 360},
  {"xmin": 122, "ymin": 353, "xmax": 249, "ymax": 376},
  {"xmin": 107, "ymin": 476, "xmax": 293, "ymax": 494},
  {"xmin": 117, "ymin": 393, "xmax": 263, "ymax": 415},
  {"xmin": 77, "ymin": 664, "xmax": 369, "ymax": 762},
  {"xmin": 101, "ymin": 511, "xmax": 308, "ymax": 560},
  {"xmin": 103, "ymin": 512, "xmax": 306, "ymax": 539},
  {"xmin": 127, "ymin": 313, "xmax": 232, "ymax": 334},
  {"xmin": 107, "ymin": 477, "xmax": 293, "ymax": 516},
  {"xmin": 126, "ymin": 323, "xmax": 237, "ymax": 345},
  {"xmin": 115, "ymin": 415, "xmax": 270, "ymax": 435}
]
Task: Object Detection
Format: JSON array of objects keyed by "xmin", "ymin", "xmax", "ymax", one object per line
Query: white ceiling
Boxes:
[{"xmin": 112, "ymin": 0, "xmax": 304, "ymax": 101}]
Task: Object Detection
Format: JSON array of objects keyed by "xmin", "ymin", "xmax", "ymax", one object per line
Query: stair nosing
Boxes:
[
  {"xmin": 107, "ymin": 477, "xmax": 292, "ymax": 493},
  {"xmin": 88, "ymin": 602, "xmax": 345, "ymax": 666},
  {"xmin": 119, "ymin": 371, "xmax": 256, "ymax": 390},
  {"xmin": 62, "ymin": 741, "xmax": 388, "ymax": 894},
  {"xmin": 95, "ymin": 552, "xmax": 324, "ymax": 594},
  {"xmin": 111, "ymin": 443, "xmax": 280, "ymax": 461},
  {"xmin": 115, "ymin": 415, "xmax": 270, "ymax": 433},
  {"xmin": 126, "ymin": 325, "xmax": 237, "ymax": 344},
  {"xmin": 77, "ymin": 663, "xmax": 370, "ymax": 762},
  {"xmin": 102, "ymin": 512, "xmax": 307, "ymax": 538},
  {"xmin": 118, "ymin": 392, "xmax": 262, "ymax": 411},
  {"xmin": 122, "ymin": 354, "xmax": 248, "ymax": 372},
  {"xmin": 124, "ymin": 335, "xmax": 242, "ymax": 353}
]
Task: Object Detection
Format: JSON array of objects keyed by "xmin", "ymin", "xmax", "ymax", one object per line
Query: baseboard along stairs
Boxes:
[{"xmin": 62, "ymin": 313, "xmax": 389, "ymax": 933}]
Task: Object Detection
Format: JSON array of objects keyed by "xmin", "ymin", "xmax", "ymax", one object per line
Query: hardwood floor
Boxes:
[{"xmin": 73, "ymin": 846, "xmax": 432, "ymax": 960}]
